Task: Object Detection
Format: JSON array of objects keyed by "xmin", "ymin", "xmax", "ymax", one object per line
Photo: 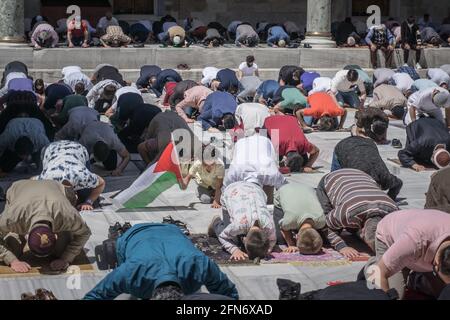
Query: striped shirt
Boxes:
[{"xmin": 317, "ymin": 169, "xmax": 398, "ymax": 250}]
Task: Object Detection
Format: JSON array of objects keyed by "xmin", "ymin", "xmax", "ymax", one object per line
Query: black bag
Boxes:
[
  {"xmin": 95, "ymin": 238, "xmax": 118, "ymax": 271},
  {"xmin": 277, "ymin": 278, "xmax": 399, "ymax": 300}
]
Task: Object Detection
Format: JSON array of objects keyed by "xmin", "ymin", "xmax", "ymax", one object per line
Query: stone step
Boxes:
[
  {"xmin": 0, "ymin": 44, "xmax": 448, "ymax": 70},
  {"xmin": 29, "ymin": 68, "xmax": 431, "ymax": 84}
]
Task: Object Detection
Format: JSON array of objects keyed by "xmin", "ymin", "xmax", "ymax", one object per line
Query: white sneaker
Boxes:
[{"xmin": 416, "ymin": 63, "xmax": 422, "ymax": 69}]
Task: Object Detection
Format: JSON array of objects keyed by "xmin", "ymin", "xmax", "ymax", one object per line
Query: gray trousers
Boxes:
[
  {"xmin": 212, "ymin": 209, "xmax": 231, "ymax": 237},
  {"xmin": 196, "ymin": 185, "xmax": 215, "ymax": 204},
  {"xmin": 363, "ymin": 238, "xmax": 406, "ymax": 298},
  {"xmin": 273, "ymin": 206, "xmax": 287, "ymax": 245}
]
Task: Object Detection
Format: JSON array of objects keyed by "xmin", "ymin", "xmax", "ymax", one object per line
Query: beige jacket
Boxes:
[
  {"xmin": 369, "ymin": 84, "xmax": 407, "ymax": 111},
  {"xmin": 0, "ymin": 180, "xmax": 91, "ymax": 265},
  {"xmin": 168, "ymin": 26, "xmax": 186, "ymax": 41}
]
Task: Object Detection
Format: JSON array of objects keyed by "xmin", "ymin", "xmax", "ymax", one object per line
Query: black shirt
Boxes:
[
  {"xmin": 398, "ymin": 117, "xmax": 450, "ymax": 167},
  {"xmin": 335, "ymin": 136, "xmax": 403, "ymax": 198}
]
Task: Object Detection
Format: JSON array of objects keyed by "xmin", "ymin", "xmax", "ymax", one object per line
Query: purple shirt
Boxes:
[
  {"xmin": 31, "ymin": 23, "xmax": 59, "ymax": 47},
  {"xmin": 7, "ymin": 78, "xmax": 33, "ymax": 92},
  {"xmin": 301, "ymin": 72, "xmax": 321, "ymax": 92},
  {"xmin": 377, "ymin": 209, "xmax": 450, "ymax": 274}
]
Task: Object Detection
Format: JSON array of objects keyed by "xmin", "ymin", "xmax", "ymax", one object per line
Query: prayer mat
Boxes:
[
  {"xmin": 263, "ymin": 247, "xmax": 351, "ymax": 267},
  {"xmin": 189, "ymin": 234, "xmax": 260, "ymax": 266},
  {"xmin": 0, "ymin": 250, "xmax": 94, "ymax": 278},
  {"xmin": 388, "ymin": 158, "xmax": 436, "ymax": 171}
]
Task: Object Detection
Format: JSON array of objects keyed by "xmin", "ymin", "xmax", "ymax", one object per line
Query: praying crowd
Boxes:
[
  {"xmin": 1, "ymin": 12, "xmax": 450, "ymax": 300},
  {"xmin": 26, "ymin": 11, "xmax": 450, "ymax": 59}
]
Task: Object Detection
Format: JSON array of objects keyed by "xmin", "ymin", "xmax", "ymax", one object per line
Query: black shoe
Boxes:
[
  {"xmin": 108, "ymin": 222, "xmax": 123, "ymax": 240},
  {"xmin": 162, "ymin": 216, "xmax": 190, "ymax": 235},
  {"xmin": 122, "ymin": 222, "xmax": 132, "ymax": 233},
  {"xmin": 392, "ymin": 139, "xmax": 402, "ymax": 149}
]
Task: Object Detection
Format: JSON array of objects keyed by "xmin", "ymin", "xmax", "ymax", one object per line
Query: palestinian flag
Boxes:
[{"xmin": 114, "ymin": 141, "xmax": 183, "ymax": 208}]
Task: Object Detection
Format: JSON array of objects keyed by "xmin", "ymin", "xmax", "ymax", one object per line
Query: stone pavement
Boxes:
[{"xmin": 0, "ymin": 110, "xmax": 434, "ymax": 300}]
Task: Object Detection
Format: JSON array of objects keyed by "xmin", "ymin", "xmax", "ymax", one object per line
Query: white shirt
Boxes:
[
  {"xmin": 309, "ymin": 77, "xmax": 332, "ymax": 95},
  {"xmin": 238, "ymin": 62, "xmax": 258, "ymax": 77},
  {"xmin": 111, "ymin": 85, "xmax": 142, "ymax": 111},
  {"xmin": 62, "ymin": 66, "xmax": 82, "ymax": 77},
  {"xmin": 224, "ymin": 135, "xmax": 286, "ymax": 189},
  {"xmin": 409, "ymin": 87, "xmax": 450, "ymax": 112},
  {"xmin": 331, "ymin": 70, "xmax": 365, "ymax": 94},
  {"xmin": 235, "ymin": 103, "xmax": 270, "ymax": 137},
  {"xmin": 392, "ymin": 73, "xmax": 414, "ymax": 93},
  {"xmin": 201, "ymin": 67, "xmax": 219, "ymax": 86},
  {"xmin": 427, "ymin": 68, "xmax": 450, "ymax": 86},
  {"xmin": 440, "ymin": 64, "xmax": 450, "ymax": 76}
]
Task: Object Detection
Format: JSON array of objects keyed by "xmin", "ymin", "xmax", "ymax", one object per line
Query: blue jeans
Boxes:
[
  {"xmin": 302, "ymin": 105, "xmax": 314, "ymax": 126},
  {"xmin": 331, "ymin": 152, "xmax": 341, "ymax": 172},
  {"xmin": 336, "ymin": 90, "xmax": 360, "ymax": 108}
]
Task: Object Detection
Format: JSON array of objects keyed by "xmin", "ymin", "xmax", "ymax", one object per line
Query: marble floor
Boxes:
[{"xmin": 0, "ymin": 110, "xmax": 434, "ymax": 300}]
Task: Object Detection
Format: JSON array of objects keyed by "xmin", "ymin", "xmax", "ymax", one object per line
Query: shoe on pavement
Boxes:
[
  {"xmin": 392, "ymin": 139, "xmax": 403, "ymax": 149},
  {"xmin": 416, "ymin": 63, "xmax": 422, "ymax": 70}
]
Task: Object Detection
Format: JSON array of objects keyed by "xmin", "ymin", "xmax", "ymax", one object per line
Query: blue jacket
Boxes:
[
  {"xmin": 84, "ymin": 224, "xmax": 239, "ymax": 300},
  {"xmin": 256, "ymin": 80, "xmax": 280, "ymax": 101},
  {"xmin": 216, "ymin": 68, "xmax": 241, "ymax": 93},
  {"xmin": 198, "ymin": 91, "xmax": 237, "ymax": 130},
  {"xmin": 267, "ymin": 26, "xmax": 289, "ymax": 46},
  {"xmin": 136, "ymin": 65, "xmax": 162, "ymax": 89}
]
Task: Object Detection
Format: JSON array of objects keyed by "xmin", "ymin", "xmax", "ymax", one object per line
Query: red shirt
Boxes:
[
  {"xmin": 305, "ymin": 92, "xmax": 344, "ymax": 118},
  {"xmin": 263, "ymin": 115, "xmax": 313, "ymax": 157},
  {"xmin": 163, "ymin": 82, "xmax": 177, "ymax": 106},
  {"xmin": 68, "ymin": 20, "xmax": 88, "ymax": 38}
]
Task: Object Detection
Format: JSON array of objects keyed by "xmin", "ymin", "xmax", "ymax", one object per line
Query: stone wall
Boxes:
[
  {"xmin": 21, "ymin": 0, "xmax": 450, "ymax": 26},
  {"xmin": 162, "ymin": 0, "xmax": 449, "ymax": 26},
  {"xmin": 166, "ymin": 0, "xmax": 308, "ymax": 26}
]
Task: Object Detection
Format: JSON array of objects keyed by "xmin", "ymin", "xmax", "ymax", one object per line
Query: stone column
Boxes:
[
  {"xmin": 0, "ymin": 0, "xmax": 25, "ymax": 42},
  {"xmin": 304, "ymin": 0, "xmax": 336, "ymax": 48}
]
